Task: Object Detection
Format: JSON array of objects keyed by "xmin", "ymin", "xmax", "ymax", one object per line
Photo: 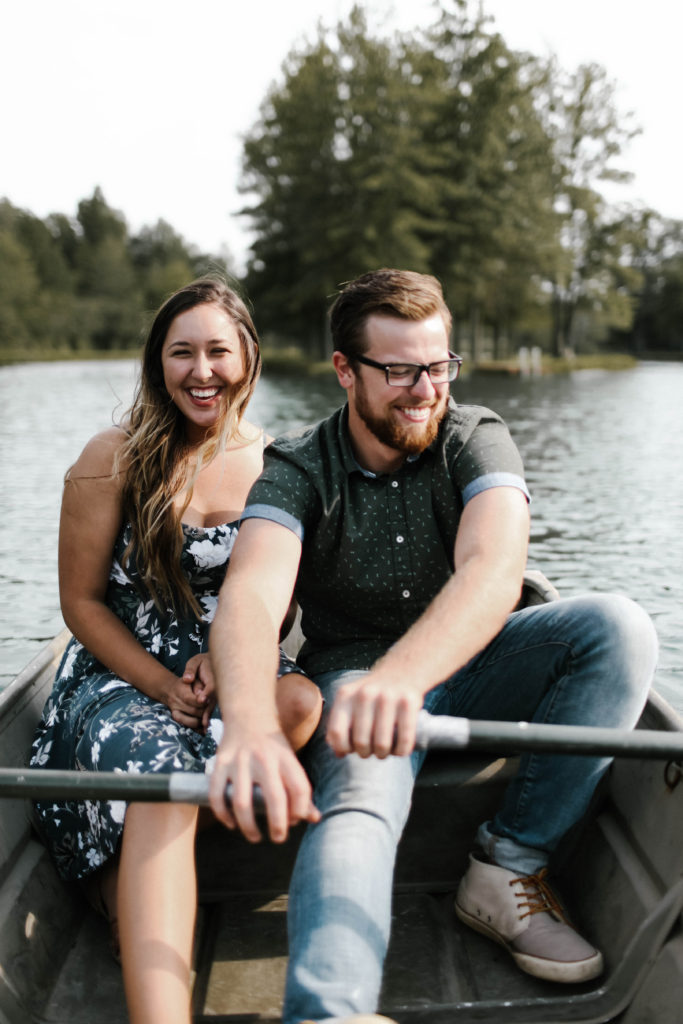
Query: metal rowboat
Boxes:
[{"xmin": 1, "ymin": 606, "xmax": 682, "ymax": 1022}]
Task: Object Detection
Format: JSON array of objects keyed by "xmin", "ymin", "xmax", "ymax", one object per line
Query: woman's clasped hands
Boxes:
[{"xmin": 164, "ymin": 652, "xmax": 216, "ymax": 733}]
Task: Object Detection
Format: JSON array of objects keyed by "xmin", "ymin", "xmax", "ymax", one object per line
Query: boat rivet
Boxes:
[{"xmin": 664, "ymin": 761, "xmax": 682, "ymax": 791}]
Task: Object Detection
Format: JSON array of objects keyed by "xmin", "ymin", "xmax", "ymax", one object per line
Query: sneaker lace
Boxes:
[{"xmin": 509, "ymin": 867, "xmax": 569, "ymax": 923}]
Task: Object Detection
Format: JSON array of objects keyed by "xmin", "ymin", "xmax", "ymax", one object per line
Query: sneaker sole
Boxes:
[
  {"xmin": 454, "ymin": 900, "xmax": 604, "ymax": 984},
  {"xmin": 299, "ymin": 1018, "xmax": 398, "ymax": 1024}
]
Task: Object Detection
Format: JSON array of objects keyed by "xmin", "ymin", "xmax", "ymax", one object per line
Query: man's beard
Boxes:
[{"xmin": 354, "ymin": 381, "xmax": 448, "ymax": 456}]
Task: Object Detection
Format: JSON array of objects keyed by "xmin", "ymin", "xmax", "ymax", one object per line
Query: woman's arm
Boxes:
[{"xmin": 59, "ymin": 428, "xmax": 207, "ymax": 729}]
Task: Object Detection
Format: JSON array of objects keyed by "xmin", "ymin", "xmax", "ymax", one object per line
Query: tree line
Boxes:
[
  {"xmin": 0, "ymin": 188, "xmax": 227, "ymax": 357},
  {"xmin": 1, "ymin": 1, "xmax": 681, "ymax": 362},
  {"xmin": 241, "ymin": 2, "xmax": 683, "ymax": 360}
]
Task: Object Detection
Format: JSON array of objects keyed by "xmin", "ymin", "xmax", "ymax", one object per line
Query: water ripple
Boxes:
[{"xmin": 1, "ymin": 360, "xmax": 681, "ymax": 710}]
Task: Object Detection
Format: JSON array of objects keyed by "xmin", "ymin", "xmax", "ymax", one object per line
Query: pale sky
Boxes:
[{"xmin": 3, "ymin": 0, "xmax": 681, "ymax": 272}]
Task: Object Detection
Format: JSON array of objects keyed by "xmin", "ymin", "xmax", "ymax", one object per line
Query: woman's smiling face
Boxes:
[{"xmin": 160, "ymin": 302, "xmax": 245, "ymax": 443}]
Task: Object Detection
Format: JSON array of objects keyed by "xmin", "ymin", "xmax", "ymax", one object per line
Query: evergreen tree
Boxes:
[
  {"xmin": 627, "ymin": 214, "xmax": 683, "ymax": 354},
  {"xmin": 535, "ymin": 60, "xmax": 640, "ymax": 354},
  {"xmin": 0, "ymin": 215, "xmax": 40, "ymax": 351},
  {"xmin": 241, "ymin": 7, "xmax": 435, "ymax": 357},
  {"xmin": 420, "ymin": 3, "xmax": 558, "ymax": 358}
]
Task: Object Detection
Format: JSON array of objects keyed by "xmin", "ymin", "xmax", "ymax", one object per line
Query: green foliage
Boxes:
[
  {"xmin": 237, "ymin": 0, "xmax": 676, "ymax": 358},
  {"xmin": 0, "ymin": 2, "xmax": 680, "ymax": 361},
  {"xmin": 627, "ymin": 216, "xmax": 683, "ymax": 354},
  {"xmin": 529, "ymin": 59, "xmax": 643, "ymax": 354},
  {"xmin": 415, "ymin": 5, "xmax": 561, "ymax": 357},
  {"xmin": 0, "ymin": 190, "xmax": 230, "ymax": 356},
  {"xmin": 241, "ymin": 7, "xmax": 439, "ymax": 357},
  {"xmin": 0, "ymin": 226, "xmax": 40, "ymax": 350}
]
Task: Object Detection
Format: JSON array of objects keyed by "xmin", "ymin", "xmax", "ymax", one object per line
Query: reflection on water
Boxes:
[{"xmin": 1, "ymin": 360, "xmax": 681, "ymax": 711}]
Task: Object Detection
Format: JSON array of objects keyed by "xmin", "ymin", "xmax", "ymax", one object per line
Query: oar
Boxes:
[
  {"xmin": 414, "ymin": 711, "xmax": 683, "ymax": 759},
  {"xmin": 2, "ymin": 712, "xmax": 682, "ymax": 803},
  {"xmin": 0, "ymin": 769, "xmax": 216, "ymax": 804}
]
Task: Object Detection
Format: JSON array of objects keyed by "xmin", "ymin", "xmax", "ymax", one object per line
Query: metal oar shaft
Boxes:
[
  {"xmin": 0, "ymin": 769, "xmax": 268, "ymax": 811},
  {"xmin": 415, "ymin": 711, "xmax": 683, "ymax": 759},
  {"xmin": 3, "ymin": 713, "xmax": 682, "ymax": 803},
  {"xmin": 0, "ymin": 769, "xmax": 212, "ymax": 804}
]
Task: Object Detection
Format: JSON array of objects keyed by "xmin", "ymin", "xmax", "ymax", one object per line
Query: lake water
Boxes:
[{"xmin": 1, "ymin": 359, "xmax": 681, "ymax": 712}]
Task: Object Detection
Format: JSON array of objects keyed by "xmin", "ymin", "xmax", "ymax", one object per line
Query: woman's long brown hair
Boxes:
[{"xmin": 118, "ymin": 277, "xmax": 261, "ymax": 618}]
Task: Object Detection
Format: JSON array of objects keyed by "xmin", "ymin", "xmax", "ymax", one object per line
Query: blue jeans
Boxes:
[{"xmin": 283, "ymin": 595, "xmax": 658, "ymax": 1023}]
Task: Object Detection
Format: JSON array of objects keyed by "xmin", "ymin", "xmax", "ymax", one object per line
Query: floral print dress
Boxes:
[{"xmin": 30, "ymin": 520, "xmax": 298, "ymax": 881}]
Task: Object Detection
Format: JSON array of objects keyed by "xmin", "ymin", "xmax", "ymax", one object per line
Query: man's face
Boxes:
[{"xmin": 345, "ymin": 313, "xmax": 452, "ymax": 459}]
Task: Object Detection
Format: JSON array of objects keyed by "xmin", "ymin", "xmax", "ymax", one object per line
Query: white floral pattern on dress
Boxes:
[{"xmin": 31, "ymin": 520, "xmax": 303, "ymax": 881}]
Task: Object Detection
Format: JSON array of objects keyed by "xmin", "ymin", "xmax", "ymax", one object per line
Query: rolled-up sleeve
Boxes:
[
  {"xmin": 240, "ymin": 447, "xmax": 319, "ymax": 540},
  {"xmin": 449, "ymin": 413, "xmax": 530, "ymax": 504},
  {"xmin": 241, "ymin": 503, "xmax": 304, "ymax": 540}
]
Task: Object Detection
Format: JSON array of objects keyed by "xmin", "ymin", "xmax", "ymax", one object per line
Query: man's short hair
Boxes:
[{"xmin": 329, "ymin": 269, "xmax": 453, "ymax": 359}]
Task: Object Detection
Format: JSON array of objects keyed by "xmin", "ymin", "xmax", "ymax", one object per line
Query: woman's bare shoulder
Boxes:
[
  {"xmin": 230, "ymin": 420, "xmax": 273, "ymax": 449},
  {"xmin": 67, "ymin": 426, "xmax": 129, "ymax": 481},
  {"xmin": 239, "ymin": 419, "xmax": 265, "ymax": 442}
]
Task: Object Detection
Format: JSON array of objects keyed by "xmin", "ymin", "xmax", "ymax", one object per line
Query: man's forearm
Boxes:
[
  {"xmin": 371, "ymin": 557, "xmax": 523, "ymax": 697},
  {"xmin": 210, "ymin": 518, "xmax": 304, "ymax": 735},
  {"xmin": 371, "ymin": 487, "xmax": 529, "ymax": 697},
  {"xmin": 210, "ymin": 582, "xmax": 283, "ymax": 728}
]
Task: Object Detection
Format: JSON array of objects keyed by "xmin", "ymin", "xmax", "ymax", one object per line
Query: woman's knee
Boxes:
[
  {"xmin": 276, "ymin": 672, "xmax": 323, "ymax": 751},
  {"xmin": 124, "ymin": 802, "xmax": 198, "ymax": 849}
]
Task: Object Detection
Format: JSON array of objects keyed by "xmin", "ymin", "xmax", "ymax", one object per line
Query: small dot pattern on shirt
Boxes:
[{"xmin": 243, "ymin": 401, "xmax": 528, "ymax": 676}]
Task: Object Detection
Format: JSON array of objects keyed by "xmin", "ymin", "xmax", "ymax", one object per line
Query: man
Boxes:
[{"xmin": 209, "ymin": 269, "xmax": 657, "ymax": 1023}]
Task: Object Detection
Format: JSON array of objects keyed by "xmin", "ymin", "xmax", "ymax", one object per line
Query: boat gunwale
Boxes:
[
  {"xmin": 1, "ymin": 633, "xmax": 683, "ymax": 1023},
  {"xmin": 0, "ymin": 628, "xmax": 70, "ymax": 722}
]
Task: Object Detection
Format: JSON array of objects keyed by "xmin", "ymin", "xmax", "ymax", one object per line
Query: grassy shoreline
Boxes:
[
  {"xmin": 0, "ymin": 347, "xmax": 655, "ymax": 374},
  {"xmin": 259, "ymin": 350, "xmax": 643, "ymax": 376},
  {"xmin": 0, "ymin": 349, "xmax": 140, "ymax": 366}
]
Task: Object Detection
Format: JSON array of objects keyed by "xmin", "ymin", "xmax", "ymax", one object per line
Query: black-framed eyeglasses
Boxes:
[{"xmin": 353, "ymin": 351, "xmax": 463, "ymax": 387}]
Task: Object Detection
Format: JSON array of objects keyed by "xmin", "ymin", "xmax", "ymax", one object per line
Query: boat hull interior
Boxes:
[{"xmin": 1, "ymin": 632, "xmax": 683, "ymax": 1023}]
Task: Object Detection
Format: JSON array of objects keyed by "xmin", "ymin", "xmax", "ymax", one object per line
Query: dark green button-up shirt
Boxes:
[{"xmin": 242, "ymin": 400, "xmax": 528, "ymax": 677}]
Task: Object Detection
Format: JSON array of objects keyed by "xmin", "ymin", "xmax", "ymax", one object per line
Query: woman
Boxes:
[{"xmin": 30, "ymin": 278, "xmax": 322, "ymax": 1024}]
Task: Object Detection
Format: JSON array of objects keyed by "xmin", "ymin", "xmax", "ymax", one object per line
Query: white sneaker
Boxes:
[
  {"xmin": 455, "ymin": 854, "xmax": 603, "ymax": 983},
  {"xmin": 340, "ymin": 1018, "xmax": 397, "ymax": 1023},
  {"xmin": 299, "ymin": 1017, "xmax": 398, "ymax": 1023}
]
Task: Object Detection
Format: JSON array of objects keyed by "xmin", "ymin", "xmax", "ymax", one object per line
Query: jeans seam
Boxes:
[
  {"xmin": 444, "ymin": 639, "xmax": 574, "ymax": 694},
  {"xmin": 507, "ymin": 642, "xmax": 575, "ymax": 836}
]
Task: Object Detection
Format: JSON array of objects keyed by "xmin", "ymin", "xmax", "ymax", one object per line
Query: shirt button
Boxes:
[
  {"xmin": 391, "ymin": 480, "xmax": 399, "ymax": 488},
  {"xmin": 396, "ymin": 534, "xmax": 404, "ymax": 543},
  {"xmin": 402, "ymin": 589, "xmax": 411, "ymax": 598}
]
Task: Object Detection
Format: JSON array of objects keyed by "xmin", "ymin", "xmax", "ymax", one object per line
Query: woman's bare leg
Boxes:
[
  {"xmin": 102, "ymin": 675, "xmax": 317, "ymax": 1022},
  {"xmin": 81, "ymin": 856, "xmax": 120, "ymax": 960},
  {"xmin": 276, "ymin": 672, "xmax": 323, "ymax": 751},
  {"xmin": 118, "ymin": 802, "xmax": 198, "ymax": 1024}
]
